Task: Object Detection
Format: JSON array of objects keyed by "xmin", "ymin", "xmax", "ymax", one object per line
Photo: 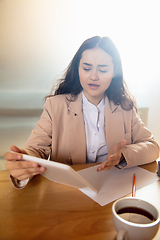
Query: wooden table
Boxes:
[{"xmin": 0, "ymin": 161, "xmax": 160, "ymax": 240}]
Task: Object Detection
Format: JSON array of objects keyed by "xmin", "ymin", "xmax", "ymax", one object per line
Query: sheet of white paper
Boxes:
[{"xmin": 78, "ymin": 165, "xmax": 159, "ymax": 206}]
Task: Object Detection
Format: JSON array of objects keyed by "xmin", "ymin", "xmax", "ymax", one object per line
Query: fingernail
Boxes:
[
  {"xmin": 39, "ymin": 167, "xmax": 45, "ymax": 172},
  {"xmin": 16, "ymin": 155, "xmax": 21, "ymax": 159},
  {"xmin": 97, "ymin": 167, "xmax": 101, "ymax": 172}
]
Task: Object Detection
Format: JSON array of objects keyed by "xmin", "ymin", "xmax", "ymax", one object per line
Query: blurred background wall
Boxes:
[{"xmin": 0, "ymin": 0, "xmax": 160, "ymax": 160}]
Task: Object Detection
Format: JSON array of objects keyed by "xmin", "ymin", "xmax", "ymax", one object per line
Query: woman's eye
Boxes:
[
  {"xmin": 83, "ymin": 68, "xmax": 91, "ymax": 71},
  {"xmin": 99, "ymin": 70, "xmax": 107, "ymax": 73}
]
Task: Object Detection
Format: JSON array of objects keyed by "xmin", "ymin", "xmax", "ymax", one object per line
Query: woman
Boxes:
[{"xmin": 4, "ymin": 36, "xmax": 159, "ymax": 188}]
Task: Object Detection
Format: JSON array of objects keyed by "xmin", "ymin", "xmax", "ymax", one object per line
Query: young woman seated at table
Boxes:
[{"xmin": 4, "ymin": 36, "xmax": 159, "ymax": 188}]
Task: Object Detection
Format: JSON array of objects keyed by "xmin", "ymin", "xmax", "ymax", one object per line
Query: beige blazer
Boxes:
[{"xmin": 23, "ymin": 93, "xmax": 159, "ymax": 168}]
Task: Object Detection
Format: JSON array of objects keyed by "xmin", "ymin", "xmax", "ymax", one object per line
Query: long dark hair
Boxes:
[{"xmin": 47, "ymin": 36, "xmax": 137, "ymax": 111}]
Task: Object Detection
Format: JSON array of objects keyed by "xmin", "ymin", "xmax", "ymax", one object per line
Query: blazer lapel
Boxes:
[
  {"xmin": 67, "ymin": 93, "xmax": 86, "ymax": 164},
  {"xmin": 105, "ymin": 97, "xmax": 125, "ymax": 151}
]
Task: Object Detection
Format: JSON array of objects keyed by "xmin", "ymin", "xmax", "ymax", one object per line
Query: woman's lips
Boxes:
[{"xmin": 88, "ymin": 83, "xmax": 100, "ymax": 90}]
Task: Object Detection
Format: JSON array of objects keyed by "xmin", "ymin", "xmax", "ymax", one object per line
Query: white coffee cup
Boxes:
[{"xmin": 112, "ymin": 197, "xmax": 160, "ymax": 240}]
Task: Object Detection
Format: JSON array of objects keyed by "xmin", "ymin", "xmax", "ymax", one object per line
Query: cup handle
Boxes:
[{"xmin": 117, "ymin": 228, "xmax": 129, "ymax": 240}]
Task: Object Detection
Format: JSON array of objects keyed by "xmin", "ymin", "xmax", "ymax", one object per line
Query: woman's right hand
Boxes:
[{"xmin": 4, "ymin": 145, "xmax": 45, "ymax": 181}]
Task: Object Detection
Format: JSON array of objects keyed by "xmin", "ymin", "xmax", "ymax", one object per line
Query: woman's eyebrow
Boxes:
[
  {"xmin": 83, "ymin": 62, "xmax": 92, "ymax": 66},
  {"xmin": 82, "ymin": 63, "xmax": 108, "ymax": 67},
  {"xmin": 98, "ymin": 64, "xmax": 108, "ymax": 67}
]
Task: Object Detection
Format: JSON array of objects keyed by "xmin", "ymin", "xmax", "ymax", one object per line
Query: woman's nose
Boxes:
[{"xmin": 90, "ymin": 70, "xmax": 99, "ymax": 81}]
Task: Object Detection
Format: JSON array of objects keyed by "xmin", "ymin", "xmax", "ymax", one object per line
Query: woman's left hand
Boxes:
[{"xmin": 97, "ymin": 139, "xmax": 126, "ymax": 171}]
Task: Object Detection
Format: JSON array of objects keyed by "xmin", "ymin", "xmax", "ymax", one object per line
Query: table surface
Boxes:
[{"xmin": 0, "ymin": 161, "xmax": 160, "ymax": 240}]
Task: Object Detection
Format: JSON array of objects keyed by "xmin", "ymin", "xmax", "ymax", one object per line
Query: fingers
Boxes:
[
  {"xmin": 4, "ymin": 146, "xmax": 45, "ymax": 181},
  {"xmin": 10, "ymin": 145, "xmax": 28, "ymax": 155},
  {"xmin": 6, "ymin": 159, "xmax": 45, "ymax": 180},
  {"xmin": 119, "ymin": 139, "xmax": 126, "ymax": 148},
  {"xmin": 6, "ymin": 158, "xmax": 38, "ymax": 170},
  {"xmin": 10, "ymin": 145, "xmax": 21, "ymax": 153},
  {"xmin": 97, "ymin": 155, "xmax": 114, "ymax": 172},
  {"xmin": 4, "ymin": 145, "xmax": 28, "ymax": 162},
  {"xmin": 98, "ymin": 154, "xmax": 121, "ymax": 171},
  {"xmin": 10, "ymin": 166, "xmax": 45, "ymax": 181},
  {"xmin": 98, "ymin": 139, "xmax": 126, "ymax": 172},
  {"xmin": 4, "ymin": 151, "xmax": 23, "ymax": 162},
  {"xmin": 115, "ymin": 139, "xmax": 126, "ymax": 151}
]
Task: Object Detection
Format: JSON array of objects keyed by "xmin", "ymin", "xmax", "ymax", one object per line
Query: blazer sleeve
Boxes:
[
  {"xmin": 9, "ymin": 99, "xmax": 53, "ymax": 189},
  {"xmin": 121, "ymin": 110, "xmax": 159, "ymax": 168},
  {"xmin": 22, "ymin": 98, "xmax": 53, "ymax": 159}
]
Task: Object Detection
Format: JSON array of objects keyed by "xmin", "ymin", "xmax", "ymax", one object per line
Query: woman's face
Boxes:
[{"xmin": 78, "ymin": 47, "xmax": 114, "ymax": 106}]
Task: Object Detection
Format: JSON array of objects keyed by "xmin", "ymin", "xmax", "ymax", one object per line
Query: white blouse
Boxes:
[{"xmin": 82, "ymin": 92, "xmax": 108, "ymax": 163}]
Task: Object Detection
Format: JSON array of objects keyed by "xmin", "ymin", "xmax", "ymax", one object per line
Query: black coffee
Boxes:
[{"xmin": 117, "ymin": 207, "xmax": 156, "ymax": 223}]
